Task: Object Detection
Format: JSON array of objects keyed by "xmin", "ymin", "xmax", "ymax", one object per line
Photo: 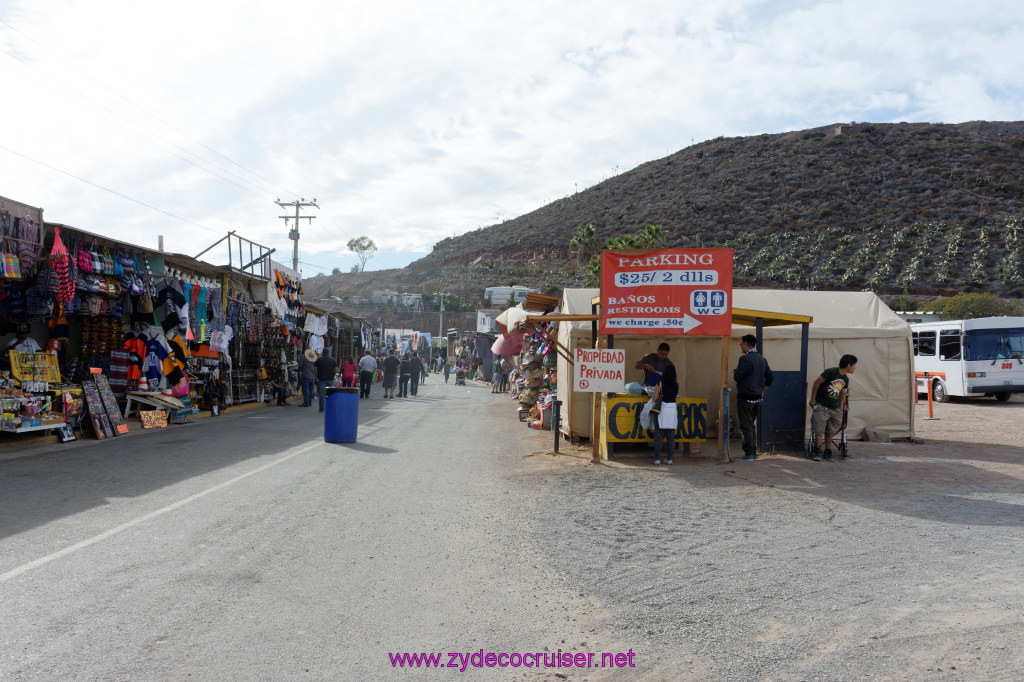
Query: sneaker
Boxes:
[
  {"xmin": 736, "ymin": 455, "xmax": 758, "ymax": 462},
  {"xmin": 665, "ymin": 459, "xmax": 673, "ymax": 465},
  {"xmin": 811, "ymin": 448, "xmax": 822, "ymax": 461},
  {"xmin": 653, "ymin": 460, "xmax": 661, "ymax": 465},
  {"xmin": 823, "ymin": 450, "xmax": 833, "ymax": 461}
]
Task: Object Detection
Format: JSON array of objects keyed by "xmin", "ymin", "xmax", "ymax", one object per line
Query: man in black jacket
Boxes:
[{"xmin": 733, "ymin": 334, "xmax": 774, "ymax": 461}]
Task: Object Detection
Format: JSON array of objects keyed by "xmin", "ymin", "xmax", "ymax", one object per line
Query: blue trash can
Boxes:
[{"xmin": 324, "ymin": 386, "xmax": 359, "ymax": 442}]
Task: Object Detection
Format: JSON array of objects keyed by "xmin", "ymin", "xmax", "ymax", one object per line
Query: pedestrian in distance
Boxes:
[
  {"xmin": 409, "ymin": 353, "xmax": 424, "ymax": 396},
  {"xmin": 313, "ymin": 352, "xmax": 338, "ymax": 412},
  {"xmin": 491, "ymin": 355, "xmax": 504, "ymax": 394},
  {"xmin": 651, "ymin": 363, "xmax": 680, "ymax": 465},
  {"xmin": 381, "ymin": 348, "xmax": 401, "ymax": 399},
  {"xmin": 399, "ymin": 353, "xmax": 411, "ymax": 397},
  {"xmin": 298, "ymin": 348, "xmax": 317, "ymax": 407},
  {"xmin": 358, "ymin": 350, "xmax": 376, "ymax": 399},
  {"xmin": 500, "ymin": 356, "xmax": 513, "ymax": 392},
  {"xmin": 809, "ymin": 354, "xmax": 857, "ymax": 461},
  {"xmin": 733, "ymin": 334, "xmax": 774, "ymax": 462},
  {"xmin": 444, "ymin": 359, "xmax": 452, "ymax": 383},
  {"xmin": 340, "ymin": 355, "xmax": 358, "ymax": 388}
]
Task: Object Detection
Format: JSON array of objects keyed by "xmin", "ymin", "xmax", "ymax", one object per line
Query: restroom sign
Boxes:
[{"xmin": 601, "ymin": 249, "xmax": 733, "ymax": 336}]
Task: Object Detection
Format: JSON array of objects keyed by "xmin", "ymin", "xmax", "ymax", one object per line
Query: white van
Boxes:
[{"xmin": 909, "ymin": 317, "xmax": 1024, "ymax": 402}]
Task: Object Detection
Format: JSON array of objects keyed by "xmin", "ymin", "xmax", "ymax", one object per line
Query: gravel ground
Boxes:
[{"xmin": 509, "ymin": 393, "xmax": 1024, "ymax": 680}]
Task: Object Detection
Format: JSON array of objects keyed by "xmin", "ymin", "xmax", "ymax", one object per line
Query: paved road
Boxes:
[
  {"xmin": 0, "ymin": 378, "xmax": 619, "ymax": 681},
  {"xmin": 4, "ymin": 381, "xmax": 1023, "ymax": 680}
]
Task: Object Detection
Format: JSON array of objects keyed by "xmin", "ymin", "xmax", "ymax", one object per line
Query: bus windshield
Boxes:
[{"xmin": 964, "ymin": 328, "xmax": 1024, "ymax": 361}]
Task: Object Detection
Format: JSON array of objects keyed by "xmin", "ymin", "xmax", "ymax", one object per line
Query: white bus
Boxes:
[{"xmin": 909, "ymin": 317, "xmax": 1024, "ymax": 402}]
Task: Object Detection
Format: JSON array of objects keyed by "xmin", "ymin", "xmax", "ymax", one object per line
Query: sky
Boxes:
[{"xmin": 2, "ymin": 0, "xmax": 1023, "ymax": 276}]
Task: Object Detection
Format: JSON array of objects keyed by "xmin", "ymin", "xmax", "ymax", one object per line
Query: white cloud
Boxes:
[{"xmin": 2, "ymin": 0, "xmax": 1023, "ymax": 274}]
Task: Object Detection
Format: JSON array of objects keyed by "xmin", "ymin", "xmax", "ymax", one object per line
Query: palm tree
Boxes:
[
  {"xmin": 569, "ymin": 223, "xmax": 602, "ymax": 269},
  {"xmin": 636, "ymin": 224, "xmax": 668, "ymax": 249}
]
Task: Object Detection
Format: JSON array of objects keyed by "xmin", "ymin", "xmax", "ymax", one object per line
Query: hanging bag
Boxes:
[
  {"xmin": 109, "ymin": 246, "xmax": 123, "ymax": 278},
  {"xmin": 76, "ymin": 236, "xmax": 94, "ymax": 274},
  {"xmin": 0, "ymin": 238, "xmax": 22, "ymax": 279}
]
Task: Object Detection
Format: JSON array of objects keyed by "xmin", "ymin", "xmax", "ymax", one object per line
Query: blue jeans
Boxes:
[
  {"xmin": 317, "ymin": 380, "xmax": 331, "ymax": 411},
  {"xmin": 300, "ymin": 378, "xmax": 314, "ymax": 406}
]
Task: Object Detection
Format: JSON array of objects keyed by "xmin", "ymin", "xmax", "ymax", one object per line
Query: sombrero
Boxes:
[{"xmin": 304, "ymin": 348, "xmax": 318, "ymax": 362}]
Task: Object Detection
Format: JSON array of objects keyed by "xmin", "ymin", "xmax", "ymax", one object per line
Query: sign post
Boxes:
[{"xmin": 598, "ymin": 248, "xmax": 734, "ymax": 459}]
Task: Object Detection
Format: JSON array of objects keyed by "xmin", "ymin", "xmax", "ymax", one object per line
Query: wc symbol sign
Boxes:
[{"xmin": 691, "ymin": 290, "xmax": 727, "ymax": 315}]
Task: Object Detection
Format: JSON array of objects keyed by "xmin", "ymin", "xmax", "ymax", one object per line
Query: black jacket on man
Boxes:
[{"xmin": 733, "ymin": 350, "xmax": 774, "ymax": 401}]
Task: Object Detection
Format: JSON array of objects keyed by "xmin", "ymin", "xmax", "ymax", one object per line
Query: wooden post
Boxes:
[{"xmin": 718, "ymin": 334, "xmax": 729, "ymax": 459}]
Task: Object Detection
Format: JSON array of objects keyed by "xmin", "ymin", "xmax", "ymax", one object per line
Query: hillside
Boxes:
[{"xmin": 306, "ymin": 121, "xmax": 1024, "ymax": 304}]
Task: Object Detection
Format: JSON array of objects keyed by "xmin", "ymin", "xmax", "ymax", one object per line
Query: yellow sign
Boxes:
[{"xmin": 600, "ymin": 394, "xmax": 707, "ymax": 453}]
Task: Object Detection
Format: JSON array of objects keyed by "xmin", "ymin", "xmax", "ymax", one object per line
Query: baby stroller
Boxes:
[{"xmin": 455, "ymin": 368, "xmax": 467, "ymax": 386}]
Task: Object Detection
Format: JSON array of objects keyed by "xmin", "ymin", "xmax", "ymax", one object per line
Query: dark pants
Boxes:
[
  {"xmin": 737, "ymin": 399, "xmax": 761, "ymax": 456},
  {"xmin": 410, "ymin": 372, "xmax": 420, "ymax": 396},
  {"xmin": 300, "ymin": 378, "xmax": 314, "ymax": 406},
  {"xmin": 359, "ymin": 370, "xmax": 373, "ymax": 398},
  {"xmin": 399, "ymin": 374, "xmax": 410, "ymax": 397},
  {"xmin": 652, "ymin": 413, "xmax": 675, "ymax": 460}
]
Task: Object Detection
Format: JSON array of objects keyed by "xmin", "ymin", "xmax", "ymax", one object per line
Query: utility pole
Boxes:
[{"xmin": 276, "ymin": 198, "xmax": 319, "ymax": 272}]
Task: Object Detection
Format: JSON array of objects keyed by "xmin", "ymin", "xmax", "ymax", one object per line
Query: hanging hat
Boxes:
[{"xmin": 304, "ymin": 348, "xmax": 318, "ymax": 362}]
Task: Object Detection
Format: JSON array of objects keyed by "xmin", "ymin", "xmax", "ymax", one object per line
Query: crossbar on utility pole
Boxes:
[{"xmin": 275, "ymin": 198, "xmax": 319, "ymax": 271}]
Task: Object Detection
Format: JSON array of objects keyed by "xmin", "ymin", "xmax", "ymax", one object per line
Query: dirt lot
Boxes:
[{"xmin": 516, "ymin": 394, "xmax": 1024, "ymax": 680}]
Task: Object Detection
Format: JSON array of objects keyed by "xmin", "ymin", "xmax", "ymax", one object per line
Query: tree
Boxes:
[
  {"xmin": 347, "ymin": 236, "xmax": 377, "ymax": 272},
  {"xmin": 636, "ymin": 224, "xmax": 668, "ymax": 249},
  {"xmin": 421, "ymin": 279, "xmax": 442, "ymax": 296},
  {"xmin": 331, "ymin": 267, "xmax": 342, "ymax": 275},
  {"xmin": 350, "ymin": 264, "xmax": 361, "ymax": 273},
  {"xmin": 569, "ymin": 223, "xmax": 602, "ymax": 269},
  {"xmin": 935, "ymin": 293, "xmax": 1022, "ymax": 320}
]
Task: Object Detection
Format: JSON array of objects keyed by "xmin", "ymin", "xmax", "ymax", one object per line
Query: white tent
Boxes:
[{"xmin": 557, "ymin": 288, "xmax": 914, "ymax": 443}]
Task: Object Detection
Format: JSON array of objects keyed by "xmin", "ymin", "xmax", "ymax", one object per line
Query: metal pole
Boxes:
[
  {"xmin": 553, "ymin": 400, "xmax": 562, "ymax": 453},
  {"xmin": 292, "ymin": 202, "xmax": 301, "ymax": 271}
]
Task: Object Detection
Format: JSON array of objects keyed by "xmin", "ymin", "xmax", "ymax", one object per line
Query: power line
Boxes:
[
  {"xmin": 0, "ymin": 22, "xmax": 295, "ymax": 200},
  {"xmin": 0, "ymin": 144, "xmax": 219, "ymax": 234},
  {"xmin": 0, "ymin": 18, "xmax": 299, "ymax": 198}
]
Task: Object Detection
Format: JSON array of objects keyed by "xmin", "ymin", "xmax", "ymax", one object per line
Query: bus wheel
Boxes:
[
  {"xmin": 932, "ymin": 381, "xmax": 948, "ymax": 403},
  {"xmin": 995, "ymin": 392, "xmax": 1011, "ymax": 402}
]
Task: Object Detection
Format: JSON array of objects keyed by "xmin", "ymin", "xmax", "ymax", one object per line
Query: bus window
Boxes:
[
  {"xmin": 917, "ymin": 330, "xmax": 936, "ymax": 356},
  {"xmin": 912, "ymin": 331, "xmax": 919, "ymax": 355},
  {"xmin": 939, "ymin": 330, "xmax": 961, "ymax": 360},
  {"xmin": 965, "ymin": 328, "xmax": 1024, "ymax": 361}
]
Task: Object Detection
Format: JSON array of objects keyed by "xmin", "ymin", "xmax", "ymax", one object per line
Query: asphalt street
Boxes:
[{"xmin": 0, "ymin": 377, "xmax": 615, "ymax": 681}]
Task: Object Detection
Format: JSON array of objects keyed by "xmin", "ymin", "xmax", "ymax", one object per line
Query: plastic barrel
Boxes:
[{"xmin": 324, "ymin": 386, "xmax": 359, "ymax": 442}]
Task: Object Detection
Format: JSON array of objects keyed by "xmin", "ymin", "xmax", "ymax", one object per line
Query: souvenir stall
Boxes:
[
  {"xmin": 0, "ymin": 196, "xmax": 71, "ymax": 435},
  {"xmin": 267, "ymin": 261, "xmax": 305, "ymax": 400}
]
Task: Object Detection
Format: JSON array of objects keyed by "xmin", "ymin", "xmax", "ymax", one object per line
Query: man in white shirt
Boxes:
[
  {"xmin": 6, "ymin": 326, "xmax": 41, "ymax": 353},
  {"xmin": 358, "ymin": 351, "xmax": 377, "ymax": 399}
]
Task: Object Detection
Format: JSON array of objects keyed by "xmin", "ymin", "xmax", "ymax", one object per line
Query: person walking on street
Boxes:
[
  {"xmin": 444, "ymin": 359, "xmax": 452, "ymax": 383},
  {"xmin": 313, "ymin": 352, "xmax": 338, "ymax": 412},
  {"xmin": 298, "ymin": 348, "xmax": 317, "ymax": 407},
  {"xmin": 399, "ymin": 353, "xmax": 411, "ymax": 398},
  {"xmin": 733, "ymin": 334, "xmax": 774, "ymax": 462},
  {"xmin": 809, "ymin": 354, "xmax": 857, "ymax": 461},
  {"xmin": 381, "ymin": 349, "xmax": 401, "ymax": 399},
  {"xmin": 409, "ymin": 353, "xmax": 424, "ymax": 396},
  {"xmin": 340, "ymin": 356, "xmax": 357, "ymax": 388},
  {"xmin": 358, "ymin": 350, "xmax": 376, "ymax": 399}
]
